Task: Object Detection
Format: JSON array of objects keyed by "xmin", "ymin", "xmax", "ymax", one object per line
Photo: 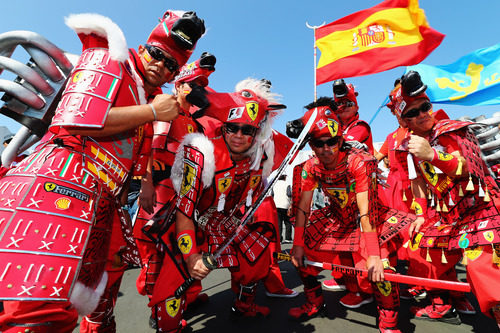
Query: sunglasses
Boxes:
[
  {"xmin": 145, "ymin": 44, "xmax": 179, "ymax": 73},
  {"xmin": 311, "ymin": 137, "xmax": 340, "ymax": 148},
  {"xmin": 224, "ymin": 123, "xmax": 258, "ymax": 136},
  {"xmin": 337, "ymin": 100, "xmax": 355, "ymax": 107},
  {"xmin": 402, "ymin": 101, "xmax": 432, "ymax": 119}
]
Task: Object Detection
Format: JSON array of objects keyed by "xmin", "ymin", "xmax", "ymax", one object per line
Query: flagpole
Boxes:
[{"xmin": 306, "ymin": 21, "xmax": 325, "ymax": 102}]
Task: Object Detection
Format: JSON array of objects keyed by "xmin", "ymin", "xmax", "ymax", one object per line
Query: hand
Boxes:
[
  {"xmin": 409, "ymin": 216, "xmax": 425, "ymax": 237},
  {"xmin": 151, "ymin": 94, "xmax": 180, "ymax": 122},
  {"xmin": 366, "ymin": 255, "xmax": 384, "ymax": 282},
  {"xmin": 138, "ymin": 177, "xmax": 156, "ymax": 214},
  {"xmin": 408, "ymin": 135, "xmax": 434, "ymax": 161},
  {"xmin": 290, "ymin": 245, "xmax": 305, "ymax": 268},
  {"xmin": 185, "ymin": 253, "xmax": 211, "ymax": 280}
]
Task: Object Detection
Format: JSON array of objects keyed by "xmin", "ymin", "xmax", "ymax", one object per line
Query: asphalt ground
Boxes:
[{"xmin": 73, "ymin": 244, "xmax": 500, "ymax": 333}]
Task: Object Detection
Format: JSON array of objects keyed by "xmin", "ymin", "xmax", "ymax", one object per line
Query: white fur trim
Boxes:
[
  {"xmin": 127, "ymin": 59, "xmax": 147, "ymax": 104},
  {"xmin": 70, "ymin": 271, "xmax": 108, "ymax": 316},
  {"xmin": 172, "ymin": 133, "xmax": 215, "ymax": 194},
  {"xmin": 65, "ymin": 13, "xmax": 128, "ymax": 62}
]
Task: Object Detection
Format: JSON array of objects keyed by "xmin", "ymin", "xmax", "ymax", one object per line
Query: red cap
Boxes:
[
  {"xmin": 174, "ymin": 52, "xmax": 216, "ymax": 87},
  {"xmin": 147, "ymin": 10, "xmax": 205, "ymax": 67},
  {"xmin": 389, "ymin": 83, "xmax": 429, "ymax": 118},
  {"xmin": 334, "ymin": 83, "xmax": 358, "ymax": 106},
  {"xmin": 304, "ymin": 106, "xmax": 342, "ymax": 139}
]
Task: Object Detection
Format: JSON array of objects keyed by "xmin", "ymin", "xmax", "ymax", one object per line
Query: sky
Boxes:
[{"xmin": 2, "ymin": 0, "xmax": 500, "ymax": 144}]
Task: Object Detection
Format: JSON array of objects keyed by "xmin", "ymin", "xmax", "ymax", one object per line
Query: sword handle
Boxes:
[{"xmin": 174, "ymin": 253, "xmax": 217, "ymax": 298}]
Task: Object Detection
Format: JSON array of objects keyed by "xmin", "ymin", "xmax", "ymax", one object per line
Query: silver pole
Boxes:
[{"xmin": 306, "ymin": 22, "xmax": 325, "ymax": 102}]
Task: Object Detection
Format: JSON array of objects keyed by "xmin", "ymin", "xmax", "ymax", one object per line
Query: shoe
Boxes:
[
  {"xmin": 411, "ymin": 304, "xmax": 461, "ymax": 325},
  {"xmin": 339, "ymin": 292, "xmax": 374, "ymax": 309},
  {"xmin": 265, "ymin": 288, "xmax": 299, "ymax": 298},
  {"xmin": 148, "ymin": 315, "xmax": 157, "ymax": 330},
  {"xmin": 400, "ymin": 287, "xmax": 427, "ymax": 300},
  {"xmin": 288, "ymin": 285, "xmax": 326, "ymax": 320},
  {"xmin": 231, "ymin": 301, "xmax": 271, "ymax": 317},
  {"xmin": 453, "ymin": 297, "xmax": 476, "ymax": 315},
  {"xmin": 322, "ymin": 278, "xmax": 346, "ymax": 291}
]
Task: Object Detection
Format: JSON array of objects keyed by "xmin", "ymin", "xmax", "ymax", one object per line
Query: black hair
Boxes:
[{"xmin": 304, "ymin": 96, "xmax": 337, "ymax": 111}]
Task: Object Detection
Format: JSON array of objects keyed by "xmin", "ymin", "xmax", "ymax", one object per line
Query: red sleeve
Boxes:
[
  {"xmin": 344, "ymin": 123, "xmax": 371, "ymax": 143},
  {"xmin": 301, "ymin": 159, "xmax": 319, "ymax": 192},
  {"xmin": 379, "ymin": 138, "xmax": 389, "ymax": 156},
  {"xmin": 437, "ymin": 134, "xmax": 461, "ymax": 155},
  {"xmin": 349, "ymin": 155, "xmax": 370, "ymax": 193}
]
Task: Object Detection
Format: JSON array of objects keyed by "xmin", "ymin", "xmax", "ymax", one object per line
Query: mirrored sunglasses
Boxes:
[
  {"xmin": 311, "ymin": 137, "xmax": 340, "ymax": 148},
  {"xmin": 224, "ymin": 123, "xmax": 258, "ymax": 136},
  {"xmin": 402, "ymin": 101, "xmax": 432, "ymax": 119},
  {"xmin": 145, "ymin": 44, "xmax": 179, "ymax": 73}
]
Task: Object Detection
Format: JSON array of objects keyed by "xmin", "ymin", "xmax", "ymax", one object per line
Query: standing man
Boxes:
[
  {"xmin": 272, "ymin": 174, "xmax": 293, "ymax": 243},
  {"xmin": 148, "ymin": 78, "xmax": 287, "ymax": 332},
  {"xmin": 134, "ymin": 52, "xmax": 216, "ymax": 328},
  {"xmin": 332, "ymin": 79, "xmax": 374, "ymax": 153},
  {"xmin": 0, "ymin": 10, "xmax": 205, "ymax": 333},
  {"xmin": 286, "ymin": 97, "xmax": 409, "ymax": 333},
  {"xmin": 390, "ymin": 71, "xmax": 494, "ymax": 324}
]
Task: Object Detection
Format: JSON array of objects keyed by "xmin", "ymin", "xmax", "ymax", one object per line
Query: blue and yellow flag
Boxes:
[{"xmin": 407, "ymin": 43, "xmax": 500, "ymax": 105}]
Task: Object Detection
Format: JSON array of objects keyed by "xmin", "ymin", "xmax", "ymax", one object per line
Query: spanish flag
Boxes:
[{"xmin": 316, "ymin": 0, "xmax": 444, "ymax": 85}]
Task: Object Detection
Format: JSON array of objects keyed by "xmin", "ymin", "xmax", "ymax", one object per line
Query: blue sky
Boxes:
[{"xmin": 2, "ymin": 0, "xmax": 500, "ymax": 143}]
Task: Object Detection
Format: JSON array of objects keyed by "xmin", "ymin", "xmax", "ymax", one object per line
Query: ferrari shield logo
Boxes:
[
  {"xmin": 483, "ymin": 230, "xmax": 495, "ymax": 243},
  {"xmin": 250, "ymin": 175, "xmax": 261, "ymax": 189},
  {"xmin": 218, "ymin": 177, "xmax": 232, "ymax": 193},
  {"xmin": 465, "ymin": 246, "xmax": 483, "ymax": 261},
  {"xmin": 413, "ymin": 201, "xmax": 423, "ymax": 216},
  {"xmin": 246, "ymin": 102, "xmax": 259, "ymax": 121},
  {"xmin": 327, "ymin": 119, "xmax": 339, "ymax": 137},
  {"xmin": 180, "ymin": 162, "xmax": 197, "ymax": 197},
  {"xmin": 409, "ymin": 233, "xmax": 422, "ymax": 251},
  {"xmin": 419, "ymin": 161, "xmax": 438, "ymax": 186},
  {"xmin": 165, "ymin": 297, "xmax": 181, "ymax": 318},
  {"xmin": 326, "ymin": 187, "xmax": 348, "ymax": 208},
  {"xmin": 387, "ymin": 216, "xmax": 398, "ymax": 224},
  {"xmin": 376, "ymin": 281, "xmax": 392, "ymax": 296},
  {"xmin": 436, "ymin": 151, "xmax": 454, "ymax": 161},
  {"xmin": 177, "ymin": 233, "xmax": 193, "ymax": 255},
  {"xmin": 44, "ymin": 182, "xmax": 57, "ymax": 192},
  {"xmin": 72, "ymin": 72, "xmax": 82, "ymax": 83},
  {"xmin": 187, "ymin": 124, "xmax": 194, "ymax": 133}
]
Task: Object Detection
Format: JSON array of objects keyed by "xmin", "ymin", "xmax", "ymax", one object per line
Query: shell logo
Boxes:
[{"xmin": 55, "ymin": 197, "xmax": 71, "ymax": 210}]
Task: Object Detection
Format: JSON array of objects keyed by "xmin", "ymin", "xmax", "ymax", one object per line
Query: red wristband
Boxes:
[
  {"xmin": 431, "ymin": 148, "xmax": 459, "ymax": 174},
  {"xmin": 413, "ymin": 197, "xmax": 427, "ymax": 217},
  {"xmin": 363, "ymin": 231, "xmax": 381, "ymax": 257},
  {"xmin": 177, "ymin": 229, "xmax": 197, "ymax": 260},
  {"xmin": 293, "ymin": 226, "xmax": 305, "ymax": 247}
]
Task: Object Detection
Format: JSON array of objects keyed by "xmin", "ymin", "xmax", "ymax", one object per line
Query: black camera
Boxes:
[
  {"xmin": 400, "ymin": 70, "xmax": 427, "ymax": 97},
  {"xmin": 332, "ymin": 79, "xmax": 348, "ymax": 98}
]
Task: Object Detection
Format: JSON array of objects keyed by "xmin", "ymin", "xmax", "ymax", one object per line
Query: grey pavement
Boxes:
[{"xmin": 74, "ymin": 244, "xmax": 500, "ymax": 332}]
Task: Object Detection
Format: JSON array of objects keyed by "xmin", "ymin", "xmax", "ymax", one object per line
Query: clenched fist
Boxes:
[{"xmin": 151, "ymin": 94, "xmax": 180, "ymax": 122}]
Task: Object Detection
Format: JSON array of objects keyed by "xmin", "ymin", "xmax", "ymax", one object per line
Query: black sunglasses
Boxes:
[
  {"xmin": 145, "ymin": 44, "xmax": 179, "ymax": 73},
  {"xmin": 337, "ymin": 100, "xmax": 355, "ymax": 107},
  {"xmin": 311, "ymin": 137, "xmax": 340, "ymax": 148},
  {"xmin": 402, "ymin": 101, "xmax": 432, "ymax": 119},
  {"xmin": 224, "ymin": 123, "xmax": 258, "ymax": 136}
]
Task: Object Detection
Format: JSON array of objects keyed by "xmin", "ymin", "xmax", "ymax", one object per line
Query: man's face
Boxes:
[
  {"xmin": 401, "ymin": 98, "xmax": 434, "ymax": 134},
  {"xmin": 335, "ymin": 98, "xmax": 358, "ymax": 123},
  {"xmin": 309, "ymin": 135, "xmax": 341, "ymax": 169},
  {"xmin": 175, "ymin": 79, "xmax": 204, "ymax": 101},
  {"xmin": 223, "ymin": 122, "xmax": 257, "ymax": 155},
  {"xmin": 138, "ymin": 45, "xmax": 178, "ymax": 87}
]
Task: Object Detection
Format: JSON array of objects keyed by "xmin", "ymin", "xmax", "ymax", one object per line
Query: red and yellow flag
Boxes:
[{"xmin": 315, "ymin": 0, "xmax": 444, "ymax": 85}]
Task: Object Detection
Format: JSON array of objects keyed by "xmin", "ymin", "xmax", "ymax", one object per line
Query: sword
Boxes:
[
  {"xmin": 174, "ymin": 108, "xmax": 318, "ymax": 298},
  {"xmin": 274, "ymin": 252, "xmax": 471, "ymax": 293}
]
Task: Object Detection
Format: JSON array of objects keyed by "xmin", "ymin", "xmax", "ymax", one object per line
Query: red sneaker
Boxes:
[
  {"xmin": 322, "ymin": 278, "xmax": 346, "ymax": 291},
  {"xmin": 453, "ymin": 297, "xmax": 476, "ymax": 315},
  {"xmin": 339, "ymin": 292, "xmax": 374, "ymax": 309},
  {"xmin": 411, "ymin": 304, "xmax": 461, "ymax": 325},
  {"xmin": 400, "ymin": 287, "xmax": 427, "ymax": 301},
  {"xmin": 265, "ymin": 288, "xmax": 299, "ymax": 298}
]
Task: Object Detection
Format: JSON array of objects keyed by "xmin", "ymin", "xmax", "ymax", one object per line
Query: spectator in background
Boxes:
[{"xmin": 272, "ymin": 174, "xmax": 293, "ymax": 243}]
